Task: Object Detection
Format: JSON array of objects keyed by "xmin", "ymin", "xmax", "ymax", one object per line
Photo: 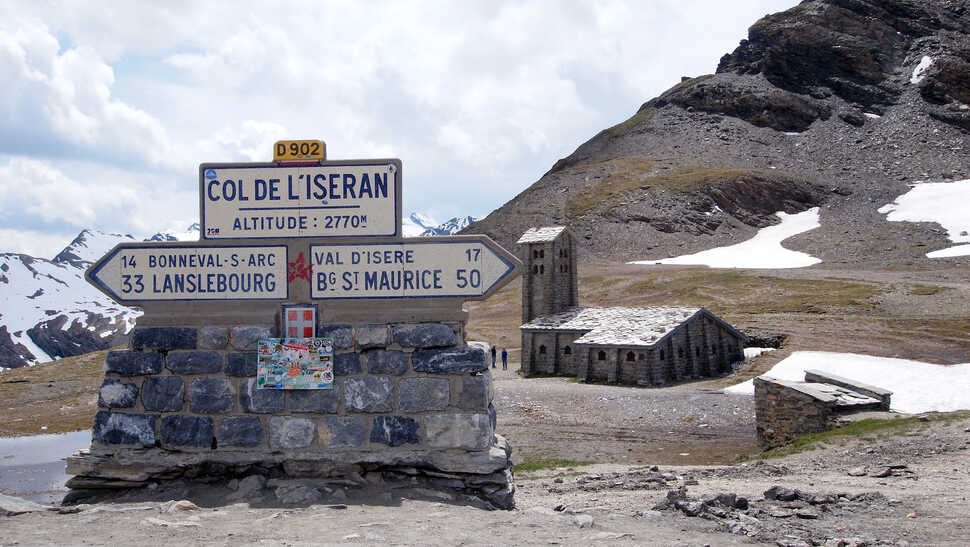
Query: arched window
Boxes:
[
  {"xmin": 532, "ymin": 265, "xmax": 538, "ymax": 274},
  {"xmin": 659, "ymin": 349, "xmax": 665, "ymax": 361},
  {"xmin": 695, "ymin": 346, "xmax": 700, "ymax": 357},
  {"xmin": 597, "ymin": 350, "xmax": 606, "ymax": 361},
  {"xmin": 533, "ymin": 249, "xmax": 539, "ymax": 259},
  {"xmin": 563, "ymin": 345, "xmax": 572, "ymax": 355},
  {"xmin": 564, "ymin": 249, "xmax": 568, "ymax": 257},
  {"xmin": 539, "ymin": 249, "xmax": 545, "ymax": 258},
  {"xmin": 539, "ymin": 264, "xmax": 544, "ymax": 274},
  {"xmin": 626, "ymin": 351, "xmax": 635, "ymax": 362},
  {"xmin": 539, "ymin": 345, "xmax": 546, "ymax": 355}
]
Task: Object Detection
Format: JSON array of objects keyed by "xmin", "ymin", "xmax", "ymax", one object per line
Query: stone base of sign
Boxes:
[{"xmin": 66, "ymin": 322, "xmax": 515, "ymax": 509}]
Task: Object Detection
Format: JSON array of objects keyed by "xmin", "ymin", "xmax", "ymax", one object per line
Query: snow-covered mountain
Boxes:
[
  {"xmin": 401, "ymin": 213, "xmax": 439, "ymax": 237},
  {"xmin": 0, "ymin": 230, "xmax": 141, "ymax": 369},
  {"xmin": 420, "ymin": 215, "xmax": 477, "ymax": 236},
  {"xmin": 146, "ymin": 223, "xmax": 201, "ymax": 242}
]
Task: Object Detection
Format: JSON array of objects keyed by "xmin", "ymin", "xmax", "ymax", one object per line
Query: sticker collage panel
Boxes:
[{"xmin": 257, "ymin": 337, "xmax": 334, "ymax": 389}]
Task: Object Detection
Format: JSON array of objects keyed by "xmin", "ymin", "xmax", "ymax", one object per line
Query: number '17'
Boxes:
[{"xmin": 465, "ymin": 248, "xmax": 480, "ymax": 262}]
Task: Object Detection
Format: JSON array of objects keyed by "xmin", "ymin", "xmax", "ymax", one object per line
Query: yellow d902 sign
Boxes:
[{"xmin": 274, "ymin": 140, "xmax": 325, "ymax": 161}]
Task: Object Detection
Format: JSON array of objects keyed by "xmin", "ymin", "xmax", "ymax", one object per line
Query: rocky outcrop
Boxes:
[{"xmin": 26, "ymin": 315, "xmax": 115, "ymax": 362}]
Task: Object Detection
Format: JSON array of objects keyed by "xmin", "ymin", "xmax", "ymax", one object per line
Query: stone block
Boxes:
[
  {"xmin": 357, "ymin": 325, "xmax": 388, "ymax": 349},
  {"xmin": 488, "ymin": 402, "xmax": 497, "ymax": 431},
  {"xmin": 142, "ymin": 376, "xmax": 185, "ymax": 412},
  {"xmin": 289, "ymin": 389, "xmax": 339, "ymax": 413},
  {"xmin": 230, "ymin": 326, "xmax": 273, "ymax": 350},
  {"xmin": 365, "ymin": 350, "xmax": 409, "ymax": 375},
  {"xmin": 459, "ymin": 376, "xmax": 489, "ymax": 411},
  {"xmin": 392, "ymin": 323, "xmax": 456, "ymax": 348},
  {"xmin": 270, "ymin": 417, "xmax": 315, "ymax": 449},
  {"xmin": 160, "ymin": 415, "xmax": 213, "ymax": 448},
  {"xmin": 93, "ymin": 411, "xmax": 156, "ymax": 446},
  {"xmin": 97, "ymin": 379, "xmax": 138, "ymax": 408},
  {"xmin": 189, "ymin": 378, "xmax": 234, "ymax": 413},
  {"xmin": 198, "ymin": 327, "xmax": 230, "ymax": 349},
  {"xmin": 240, "ymin": 379, "xmax": 285, "ymax": 414},
  {"xmin": 104, "ymin": 350, "xmax": 163, "ymax": 376},
  {"xmin": 217, "ymin": 416, "xmax": 264, "ymax": 447},
  {"xmin": 226, "ymin": 353, "xmax": 257, "ymax": 377},
  {"xmin": 370, "ymin": 416, "xmax": 419, "ymax": 447},
  {"xmin": 423, "ymin": 413, "xmax": 492, "ymax": 449},
  {"xmin": 318, "ymin": 324, "xmax": 353, "ymax": 349},
  {"xmin": 333, "ymin": 352, "xmax": 361, "ymax": 375},
  {"xmin": 399, "ymin": 377, "xmax": 450, "ymax": 412},
  {"xmin": 166, "ymin": 351, "xmax": 223, "ymax": 374},
  {"xmin": 322, "ymin": 416, "xmax": 366, "ymax": 448},
  {"xmin": 131, "ymin": 327, "xmax": 197, "ymax": 351},
  {"xmin": 344, "ymin": 376, "xmax": 393, "ymax": 412},
  {"xmin": 413, "ymin": 348, "xmax": 486, "ymax": 374}
]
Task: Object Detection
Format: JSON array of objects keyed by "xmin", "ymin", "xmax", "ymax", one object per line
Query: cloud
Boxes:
[{"xmin": 0, "ymin": 18, "xmax": 172, "ymax": 167}]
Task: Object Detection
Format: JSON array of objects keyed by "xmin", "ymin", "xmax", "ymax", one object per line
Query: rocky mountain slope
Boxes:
[
  {"xmin": 0, "ymin": 231, "xmax": 141, "ymax": 370},
  {"xmin": 466, "ymin": 0, "xmax": 970, "ymax": 266}
]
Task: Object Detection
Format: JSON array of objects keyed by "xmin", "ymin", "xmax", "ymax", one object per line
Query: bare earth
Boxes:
[{"xmin": 2, "ymin": 366, "xmax": 969, "ymax": 545}]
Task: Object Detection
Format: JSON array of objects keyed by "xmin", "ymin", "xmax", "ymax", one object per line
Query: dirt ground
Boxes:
[{"xmin": 2, "ymin": 403, "xmax": 968, "ymax": 546}]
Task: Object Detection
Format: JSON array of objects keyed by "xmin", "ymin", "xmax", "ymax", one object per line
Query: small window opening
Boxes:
[
  {"xmin": 563, "ymin": 345, "xmax": 572, "ymax": 355},
  {"xmin": 539, "ymin": 264, "xmax": 544, "ymax": 274},
  {"xmin": 539, "ymin": 345, "xmax": 546, "ymax": 355},
  {"xmin": 532, "ymin": 265, "xmax": 538, "ymax": 274},
  {"xmin": 539, "ymin": 249, "xmax": 545, "ymax": 258},
  {"xmin": 626, "ymin": 351, "xmax": 635, "ymax": 362},
  {"xmin": 597, "ymin": 350, "xmax": 606, "ymax": 361},
  {"xmin": 659, "ymin": 349, "xmax": 665, "ymax": 361},
  {"xmin": 695, "ymin": 346, "xmax": 700, "ymax": 357},
  {"xmin": 678, "ymin": 346, "xmax": 684, "ymax": 359}
]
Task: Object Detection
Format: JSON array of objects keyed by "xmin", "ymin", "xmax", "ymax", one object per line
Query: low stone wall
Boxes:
[
  {"xmin": 68, "ymin": 322, "xmax": 514, "ymax": 509},
  {"xmin": 754, "ymin": 377, "xmax": 837, "ymax": 449}
]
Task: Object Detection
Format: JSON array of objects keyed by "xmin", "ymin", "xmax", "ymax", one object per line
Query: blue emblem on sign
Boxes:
[{"xmin": 204, "ymin": 168, "xmax": 217, "ymax": 180}]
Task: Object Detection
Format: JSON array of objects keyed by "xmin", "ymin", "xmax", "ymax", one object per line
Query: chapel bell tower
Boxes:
[{"xmin": 516, "ymin": 226, "xmax": 577, "ymax": 323}]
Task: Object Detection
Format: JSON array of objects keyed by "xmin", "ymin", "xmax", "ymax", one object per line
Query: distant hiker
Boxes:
[
  {"xmin": 501, "ymin": 348, "xmax": 508, "ymax": 370},
  {"xmin": 491, "ymin": 346, "xmax": 497, "ymax": 368}
]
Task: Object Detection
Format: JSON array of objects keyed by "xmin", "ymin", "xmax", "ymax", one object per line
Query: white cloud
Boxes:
[
  {"xmin": 0, "ymin": 18, "xmax": 172, "ymax": 167},
  {"xmin": 0, "ymin": 0, "xmax": 800, "ymax": 255}
]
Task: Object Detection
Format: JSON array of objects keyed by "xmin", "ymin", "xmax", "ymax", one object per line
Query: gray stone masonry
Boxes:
[
  {"xmin": 755, "ymin": 374, "xmax": 891, "ymax": 449},
  {"xmin": 74, "ymin": 320, "xmax": 514, "ymax": 509}
]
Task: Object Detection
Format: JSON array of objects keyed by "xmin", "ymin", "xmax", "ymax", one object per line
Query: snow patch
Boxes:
[
  {"xmin": 910, "ymin": 55, "xmax": 934, "ymax": 84},
  {"xmin": 629, "ymin": 208, "xmax": 822, "ymax": 269},
  {"xmin": 744, "ymin": 347, "xmax": 775, "ymax": 359},
  {"xmin": 863, "ymin": 113, "xmax": 881, "ymax": 119},
  {"xmin": 725, "ymin": 351, "xmax": 970, "ymax": 413},
  {"xmin": 402, "ymin": 212, "xmax": 439, "ymax": 237},
  {"xmin": 878, "ymin": 179, "xmax": 970, "ymax": 257}
]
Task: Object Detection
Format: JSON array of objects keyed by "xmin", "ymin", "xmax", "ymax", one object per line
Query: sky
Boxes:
[{"xmin": 0, "ymin": 0, "xmax": 797, "ymax": 258}]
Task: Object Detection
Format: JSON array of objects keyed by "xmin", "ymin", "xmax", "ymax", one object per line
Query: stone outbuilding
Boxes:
[{"xmin": 517, "ymin": 226, "xmax": 745, "ymax": 385}]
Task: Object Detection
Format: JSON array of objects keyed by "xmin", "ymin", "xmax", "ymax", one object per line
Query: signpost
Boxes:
[
  {"xmin": 87, "ymin": 244, "xmax": 288, "ymax": 302},
  {"xmin": 199, "ymin": 159, "xmax": 401, "ymax": 239},
  {"xmin": 309, "ymin": 237, "xmax": 517, "ymax": 300}
]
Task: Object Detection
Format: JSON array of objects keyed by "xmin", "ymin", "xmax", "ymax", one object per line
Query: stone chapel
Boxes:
[{"xmin": 517, "ymin": 226, "xmax": 746, "ymax": 386}]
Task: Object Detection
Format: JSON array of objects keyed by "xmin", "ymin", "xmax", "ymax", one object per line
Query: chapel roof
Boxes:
[
  {"xmin": 516, "ymin": 226, "xmax": 567, "ymax": 244},
  {"xmin": 521, "ymin": 306, "xmax": 716, "ymax": 347}
]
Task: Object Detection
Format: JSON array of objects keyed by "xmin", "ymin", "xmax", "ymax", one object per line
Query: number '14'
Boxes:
[{"xmin": 122, "ymin": 256, "xmax": 137, "ymax": 268}]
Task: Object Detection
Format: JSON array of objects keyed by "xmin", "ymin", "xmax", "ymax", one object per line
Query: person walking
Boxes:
[
  {"xmin": 491, "ymin": 345, "xmax": 497, "ymax": 368},
  {"xmin": 501, "ymin": 348, "xmax": 508, "ymax": 370}
]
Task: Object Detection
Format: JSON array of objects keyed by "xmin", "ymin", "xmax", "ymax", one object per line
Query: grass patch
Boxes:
[
  {"xmin": 755, "ymin": 412, "xmax": 970, "ymax": 460},
  {"xmin": 564, "ymin": 157, "xmax": 659, "ymax": 217},
  {"xmin": 624, "ymin": 269, "xmax": 884, "ymax": 315},
  {"xmin": 565, "ymin": 166, "xmax": 798, "ymax": 218},
  {"xmin": 908, "ymin": 284, "xmax": 950, "ymax": 296},
  {"xmin": 654, "ymin": 74, "xmax": 714, "ymax": 101},
  {"xmin": 515, "ymin": 457, "xmax": 594, "ymax": 473},
  {"xmin": 598, "ymin": 108, "xmax": 654, "ymax": 141},
  {"xmin": 0, "ymin": 350, "xmax": 108, "ymax": 437}
]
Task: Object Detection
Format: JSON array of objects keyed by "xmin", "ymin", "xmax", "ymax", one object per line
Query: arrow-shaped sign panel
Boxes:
[
  {"xmin": 310, "ymin": 236, "xmax": 519, "ymax": 300},
  {"xmin": 87, "ymin": 244, "xmax": 289, "ymax": 303}
]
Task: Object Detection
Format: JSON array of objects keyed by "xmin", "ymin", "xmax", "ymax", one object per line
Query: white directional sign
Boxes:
[
  {"xmin": 200, "ymin": 159, "xmax": 401, "ymax": 239},
  {"xmin": 87, "ymin": 244, "xmax": 288, "ymax": 303},
  {"xmin": 310, "ymin": 237, "xmax": 518, "ymax": 300}
]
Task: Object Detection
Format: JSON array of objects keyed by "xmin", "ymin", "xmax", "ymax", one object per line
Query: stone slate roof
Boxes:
[
  {"xmin": 516, "ymin": 226, "xmax": 566, "ymax": 244},
  {"xmin": 520, "ymin": 306, "xmax": 742, "ymax": 348},
  {"xmin": 765, "ymin": 379, "xmax": 883, "ymax": 408}
]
